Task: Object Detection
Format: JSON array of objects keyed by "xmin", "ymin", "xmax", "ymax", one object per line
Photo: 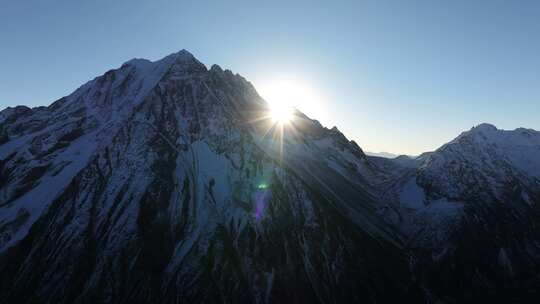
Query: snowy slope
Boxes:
[
  {"xmin": 383, "ymin": 123, "xmax": 540, "ymax": 247},
  {"xmin": 379, "ymin": 123, "xmax": 540, "ymax": 301},
  {"xmin": 0, "ymin": 51, "xmax": 190, "ymax": 252},
  {"xmin": 418, "ymin": 123, "xmax": 540, "ymax": 201}
]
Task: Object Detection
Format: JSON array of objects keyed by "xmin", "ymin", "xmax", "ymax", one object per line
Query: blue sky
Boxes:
[{"xmin": 1, "ymin": 0, "xmax": 539, "ymax": 155}]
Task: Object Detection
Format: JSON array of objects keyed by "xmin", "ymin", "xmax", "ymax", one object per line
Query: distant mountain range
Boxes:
[
  {"xmin": 364, "ymin": 151, "xmax": 399, "ymax": 158},
  {"xmin": 1, "ymin": 50, "xmax": 539, "ymax": 303}
]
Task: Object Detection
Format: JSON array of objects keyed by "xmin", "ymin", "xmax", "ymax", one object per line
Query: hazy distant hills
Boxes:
[
  {"xmin": 1, "ymin": 50, "xmax": 539, "ymax": 303},
  {"xmin": 365, "ymin": 151, "xmax": 399, "ymax": 158}
]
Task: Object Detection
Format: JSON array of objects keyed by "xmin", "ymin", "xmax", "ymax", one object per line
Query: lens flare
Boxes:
[{"xmin": 253, "ymin": 183, "xmax": 270, "ymax": 220}]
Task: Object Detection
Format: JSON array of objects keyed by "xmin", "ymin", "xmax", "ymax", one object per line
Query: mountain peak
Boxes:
[
  {"xmin": 449, "ymin": 123, "xmax": 500, "ymax": 144},
  {"xmin": 175, "ymin": 48, "xmax": 195, "ymax": 57},
  {"xmin": 210, "ymin": 64, "xmax": 223, "ymax": 72},
  {"xmin": 121, "ymin": 49, "xmax": 206, "ymax": 75},
  {"xmin": 460, "ymin": 123, "xmax": 540, "ymax": 146},
  {"xmin": 168, "ymin": 49, "xmax": 199, "ymax": 63},
  {"xmin": 165, "ymin": 49, "xmax": 207, "ymax": 73},
  {"xmin": 471, "ymin": 123, "xmax": 498, "ymax": 133}
]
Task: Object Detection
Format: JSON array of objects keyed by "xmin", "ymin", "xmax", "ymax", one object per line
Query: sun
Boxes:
[
  {"xmin": 269, "ymin": 103, "xmax": 293, "ymax": 124},
  {"xmin": 256, "ymin": 77, "xmax": 325, "ymax": 126},
  {"xmin": 252, "ymin": 77, "xmax": 324, "ymax": 158}
]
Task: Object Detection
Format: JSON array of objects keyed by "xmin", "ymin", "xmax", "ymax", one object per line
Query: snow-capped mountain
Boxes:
[
  {"xmin": 1, "ymin": 49, "xmax": 539, "ymax": 303},
  {"xmin": 379, "ymin": 123, "xmax": 540, "ymax": 301},
  {"xmin": 0, "ymin": 50, "xmax": 421, "ymax": 303}
]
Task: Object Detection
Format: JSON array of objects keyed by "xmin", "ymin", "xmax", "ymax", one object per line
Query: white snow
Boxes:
[
  {"xmin": 399, "ymin": 178, "xmax": 426, "ymax": 210},
  {"xmin": 0, "ymin": 131, "xmax": 98, "ymax": 252},
  {"xmin": 395, "ymin": 177, "xmax": 465, "ymax": 248},
  {"xmin": 450, "ymin": 123, "xmax": 540, "ymax": 178}
]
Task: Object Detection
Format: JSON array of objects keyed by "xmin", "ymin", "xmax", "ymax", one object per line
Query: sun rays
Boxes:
[
  {"xmin": 244, "ymin": 79, "xmax": 326, "ymax": 164},
  {"xmin": 269, "ymin": 103, "xmax": 293, "ymax": 125},
  {"xmin": 247, "ymin": 103, "xmax": 306, "ymax": 162}
]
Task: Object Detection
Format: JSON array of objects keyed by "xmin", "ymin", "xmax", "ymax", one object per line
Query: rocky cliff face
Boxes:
[{"xmin": 0, "ymin": 50, "xmax": 421, "ymax": 303}]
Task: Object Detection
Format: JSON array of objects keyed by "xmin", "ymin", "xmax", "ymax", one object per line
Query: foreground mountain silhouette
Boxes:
[{"xmin": 0, "ymin": 50, "xmax": 539, "ymax": 303}]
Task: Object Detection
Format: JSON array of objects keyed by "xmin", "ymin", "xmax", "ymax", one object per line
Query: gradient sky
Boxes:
[{"xmin": 1, "ymin": 0, "xmax": 539, "ymax": 155}]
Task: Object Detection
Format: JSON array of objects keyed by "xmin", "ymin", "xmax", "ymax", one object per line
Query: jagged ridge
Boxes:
[{"xmin": 0, "ymin": 50, "xmax": 421, "ymax": 303}]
